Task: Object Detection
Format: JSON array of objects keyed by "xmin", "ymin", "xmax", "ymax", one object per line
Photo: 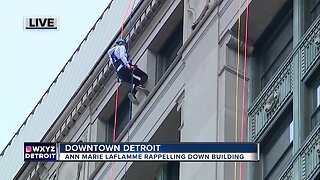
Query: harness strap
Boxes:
[{"xmin": 111, "ymin": 51, "xmax": 126, "ymax": 72}]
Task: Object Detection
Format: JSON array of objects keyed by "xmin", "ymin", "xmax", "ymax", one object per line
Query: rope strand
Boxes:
[
  {"xmin": 111, "ymin": 0, "xmax": 135, "ymax": 179},
  {"xmin": 234, "ymin": 0, "xmax": 242, "ymax": 179},
  {"xmin": 124, "ymin": 1, "xmax": 136, "ymax": 178},
  {"xmin": 239, "ymin": 0, "xmax": 250, "ymax": 180},
  {"xmin": 121, "ymin": 0, "xmax": 134, "ymax": 38},
  {"xmin": 113, "ymin": 81, "xmax": 120, "ymax": 142},
  {"xmin": 110, "ymin": 81, "xmax": 120, "ymax": 180}
]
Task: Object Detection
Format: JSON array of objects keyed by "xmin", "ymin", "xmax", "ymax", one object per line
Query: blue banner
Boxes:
[{"xmin": 59, "ymin": 143, "xmax": 258, "ymax": 153}]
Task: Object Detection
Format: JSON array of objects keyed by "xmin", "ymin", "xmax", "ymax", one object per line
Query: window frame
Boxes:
[
  {"xmin": 309, "ymin": 75, "xmax": 320, "ymax": 129},
  {"xmin": 155, "ymin": 21, "xmax": 183, "ymax": 83},
  {"xmin": 260, "ymin": 105, "xmax": 293, "ymax": 180},
  {"xmin": 260, "ymin": 7, "xmax": 293, "ymax": 88},
  {"xmin": 251, "ymin": 0, "xmax": 293, "ymax": 97},
  {"xmin": 303, "ymin": 0, "xmax": 320, "ymax": 33},
  {"xmin": 108, "ymin": 95, "xmax": 132, "ymax": 140},
  {"xmin": 155, "ymin": 162, "xmax": 179, "ymax": 180}
]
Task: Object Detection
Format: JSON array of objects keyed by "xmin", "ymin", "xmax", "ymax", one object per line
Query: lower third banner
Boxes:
[{"xmin": 57, "ymin": 143, "xmax": 259, "ymax": 162}]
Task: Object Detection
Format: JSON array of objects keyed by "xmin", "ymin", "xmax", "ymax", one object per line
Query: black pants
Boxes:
[{"xmin": 117, "ymin": 66, "xmax": 148, "ymax": 95}]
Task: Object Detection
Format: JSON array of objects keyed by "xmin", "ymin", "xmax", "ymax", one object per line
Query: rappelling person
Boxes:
[{"xmin": 108, "ymin": 38, "xmax": 149, "ymax": 105}]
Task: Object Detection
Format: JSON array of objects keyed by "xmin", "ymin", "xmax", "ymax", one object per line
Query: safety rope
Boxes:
[
  {"xmin": 239, "ymin": 0, "xmax": 250, "ymax": 180},
  {"xmin": 125, "ymin": 0, "xmax": 135, "ymax": 143},
  {"xmin": 124, "ymin": 0, "xmax": 136, "ymax": 179},
  {"xmin": 110, "ymin": 0, "xmax": 135, "ymax": 180},
  {"xmin": 110, "ymin": 80, "xmax": 120, "ymax": 180},
  {"xmin": 121, "ymin": 0, "xmax": 134, "ymax": 38},
  {"xmin": 113, "ymin": 80, "xmax": 120, "ymax": 142},
  {"xmin": 234, "ymin": 0, "xmax": 242, "ymax": 179}
]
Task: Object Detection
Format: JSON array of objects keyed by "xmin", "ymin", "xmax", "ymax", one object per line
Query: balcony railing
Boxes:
[
  {"xmin": 301, "ymin": 15, "xmax": 320, "ymax": 80},
  {"xmin": 248, "ymin": 15, "xmax": 320, "ymax": 141},
  {"xmin": 278, "ymin": 125, "xmax": 320, "ymax": 180},
  {"xmin": 248, "ymin": 55, "xmax": 293, "ymax": 141}
]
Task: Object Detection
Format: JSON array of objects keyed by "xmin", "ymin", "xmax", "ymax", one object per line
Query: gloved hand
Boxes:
[{"xmin": 129, "ymin": 65, "xmax": 135, "ymax": 70}]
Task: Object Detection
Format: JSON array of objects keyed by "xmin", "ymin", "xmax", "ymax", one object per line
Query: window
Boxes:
[
  {"xmin": 309, "ymin": 74, "xmax": 320, "ymax": 129},
  {"xmin": 311, "ymin": 84, "xmax": 320, "ymax": 127},
  {"xmin": 289, "ymin": 121, "xmax": 294, "ymax": 142},
  {"xmin": 148, "ymin": 1, "xmax": 183, "ymax": 84},
  {"xmin": 304, "ymin": 0, "xmax": 320, "ymax": 32},
  {"xmin": 156, "ymin": 22, "xmax": 183, "ymax": 82},
  {"xmin": 108, "ymin": 96, "xmax": 131, "ymax": 140},
  {"xmin": 252, "ymin": 1, "xmax": 293, "ymax": 96},
  {"xmin": 96, "ymin": 85, "xmax": 133, "ymax": 142},
  {"xmin": 310, "ymin": 0, "xmax": 320, "ymax": 21},
  {"xmin": 260, "ymin": 106, "xmax": 293, "ymax": 180},
  {"xmin": 305, "ymin": 65, "xmax": 320, "ymax": 131},
  {"xmin": 317, "ymin": 85, "xmax": 320, "ymax": 106},
  {"xmin": 155, "ymin": 162, "xmax": 179, "ymax": 180}
]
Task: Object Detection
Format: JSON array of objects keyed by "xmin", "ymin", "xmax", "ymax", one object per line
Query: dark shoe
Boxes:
[
  {"xmin": 128, "ymin": 93, "xmax": 139, "ymax": 105},
  {"xmin": 136, "ymin": 85, "xmax": 150, "ymax": 96}
]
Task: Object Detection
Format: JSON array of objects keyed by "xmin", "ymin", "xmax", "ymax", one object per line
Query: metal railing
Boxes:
[
  {"xmin": 278, "ymin": 125, "xmax": 320, "ymax": 180},
  {"xmin": 248, "ymin": 54, "xmax": 293, "ymax": 141},
  {"xmin": 248, "ymin": 15, "xmax": 320, "ymax": 141},
  {"xmin": 301, "ymin": 16, "xmax": 320, "ymax": 80}
]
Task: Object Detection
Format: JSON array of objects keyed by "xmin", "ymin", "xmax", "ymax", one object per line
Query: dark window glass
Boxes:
[
  {"xmin": 261, "ymin": 108, "xmax": 293, "ymax": 180},
  {"xmin": 252, "ymin": 1, "xmax": 293, "ymax": 98},
  {"xmin": 155, "ymin": 162, "xmax": 179, "ymax": 180},
  {"xmin": 310, "ymin": 77, "xmax": 320, "ymax": 128},
  {"xmin": 156, "ymin": 22, "xmax": 183, "ymax": 82},
  {"xmin": 259, "ymin": 7, "xmax": 293, "ymax": 88},
  {"xmin": 305, "ymin": 0, "xmax": 320, "ymax": 31},
  {"xmin": 109, "ymin": 97, "xmax": 131, "ymax": 139}
]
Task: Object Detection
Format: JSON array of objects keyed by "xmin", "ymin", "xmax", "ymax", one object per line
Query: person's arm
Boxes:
[
  {"xmin": 118, "ymin": 46, "xmax": 130, "ymax": 68},
  {"xmin": 107, "ymin": 47, "xmax": 116, "ymax": 59}
]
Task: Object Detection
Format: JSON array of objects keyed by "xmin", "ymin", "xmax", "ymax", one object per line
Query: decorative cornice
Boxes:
[{"xmin": 125, "ymin": 0, "xmax": 165, "ymax": 48}]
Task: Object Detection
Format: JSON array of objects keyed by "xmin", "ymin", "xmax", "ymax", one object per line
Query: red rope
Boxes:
[
  {"xmin": 110, "ymin": 0, "xmax": 134, "ymax": 178},
  {"xmin": 113, "ymin": 82, "xmax": 120, "ymax": 142},
  {"xmin": 110, "ymin": 82, "xmax": 120, "ymax": 180},
  {"xmin": 121, "ymin": 0, "xmax": 134, "ymax": 38},
  {"xmin": 109, "ymin": 162, "xmax": 115, "ymax": 180},
  {"xmin": 240, "ymin": 0, "xmax": 250, "ymax": 180}
]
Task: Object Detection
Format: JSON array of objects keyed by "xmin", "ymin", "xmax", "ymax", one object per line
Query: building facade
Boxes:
[{"xmin": 0, "ymin": 0, "xmax": 319, "ymax": 179}]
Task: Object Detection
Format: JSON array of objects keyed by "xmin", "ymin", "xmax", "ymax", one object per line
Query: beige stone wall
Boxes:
[{"xmin": 17, "ymin": 0, "xmax": 254, "ymax": 179}]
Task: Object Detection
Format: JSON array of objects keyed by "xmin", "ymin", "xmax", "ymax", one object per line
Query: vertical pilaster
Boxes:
[{"xmin": 293, "ymin": 0, "xmax": 304, "ymax": 179}]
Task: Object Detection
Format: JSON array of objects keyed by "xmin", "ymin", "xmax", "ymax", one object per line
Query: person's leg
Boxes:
[
  {"xmin": 117, "ymin": 68, "xmax": 140, "ymax": 95},
  {"xmin": 133, "ymin": 67, "xmax": 148, "ymax": 86},
  {"xmin": 117, "ymin": 68, "xmax": 140, "ymax": 105},
  {"xmin": 131, "ymin": 67, "xmax": 149, "ymax": 95}
]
